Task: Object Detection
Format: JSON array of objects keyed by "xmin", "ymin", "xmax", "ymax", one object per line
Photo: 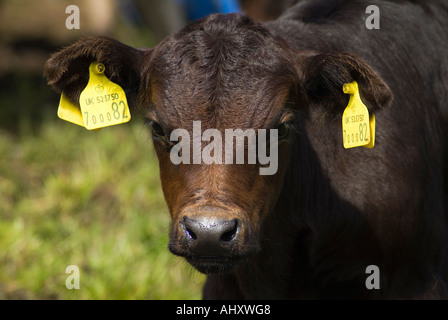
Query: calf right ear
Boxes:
[
  {"xmin": 300, "ymin": 51, "xmax": 393, "ymax": 115},
  {"xmin": 44, "ymin": 36, "xmax": 150, "ymax": 107}
]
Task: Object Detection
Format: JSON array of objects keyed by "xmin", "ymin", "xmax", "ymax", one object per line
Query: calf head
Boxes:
[{"xmin": 45, "ymin": 13, "xmax": 392, "ymax": 274}]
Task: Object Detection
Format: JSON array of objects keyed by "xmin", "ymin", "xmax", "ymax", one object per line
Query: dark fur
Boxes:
[{"xmin": 44, "ymin": 0, "xmax": 448, "ymax": 299}]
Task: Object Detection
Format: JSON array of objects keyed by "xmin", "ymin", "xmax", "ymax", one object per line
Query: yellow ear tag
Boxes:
[
  {"xmin": 365, "ymin": 113, "xmax": 375, "ymax": 149},
  {"xmin": 79, "ymin": 62, "xmax": 131, "ymax": 130},
  {"xmin": 58, "ymin": 92, "xmax": 86, "ymax": 127},
  {"xmin": 342, "ymin": 81, "xmax": 375, "ymax": 149}
]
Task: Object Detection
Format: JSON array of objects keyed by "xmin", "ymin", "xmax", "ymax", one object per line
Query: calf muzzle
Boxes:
[
  {"xmin": 181, "ymin": 216, "xmax": 240, "ymax": 255},
  {"xmin": 169, "ymin": 206, "xmax": 258, "ymax": 274}
]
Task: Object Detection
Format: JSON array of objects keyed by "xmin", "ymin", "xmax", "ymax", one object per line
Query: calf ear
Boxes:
[
  {"xmin": 301, "ymin": 52, "xmax": 393, "ymax": 114},
  {"xmin": 44, "ymin": 36, "xmax": 150, "ymax": 107}
]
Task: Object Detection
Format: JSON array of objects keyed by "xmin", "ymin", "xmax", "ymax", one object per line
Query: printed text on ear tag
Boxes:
[
  {"xmin": 79, "ymin": 62, "xmax": 131, "ymax": 130},
  {"xmin": 342, "ymin": 81, "xmax": 375, "ymax": 149}
]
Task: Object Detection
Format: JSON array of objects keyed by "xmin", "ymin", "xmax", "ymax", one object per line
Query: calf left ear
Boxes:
[
  {"xmin": 300, "ymin": 51, "xmax": 393, "ymax": 114},
  {"xmin": 44, "ymin": 36, "xmax": 152, "ymax": 108}
]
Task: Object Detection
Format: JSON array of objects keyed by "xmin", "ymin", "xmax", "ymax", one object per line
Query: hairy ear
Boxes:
[
  {"xmin": 44, "ymin": 36, "xmax": 151, "ymax": 107},
  {"xmin": 301, "ymin": 52, "xmax": 393, "ymax": 114}
]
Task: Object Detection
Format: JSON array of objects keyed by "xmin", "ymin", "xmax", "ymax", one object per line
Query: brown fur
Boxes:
[{"xmin": 45, "ymin": 0, "xmax": 448, "ymax": 299}]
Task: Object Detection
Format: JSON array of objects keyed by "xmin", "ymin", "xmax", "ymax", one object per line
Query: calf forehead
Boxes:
[
  {"xmin": 151, "ymin": 71, "xmax": 291, "ymax": 130},
  {"xmin": 147, "ymin": 14, "xmax": 296, "ymax": 129}
]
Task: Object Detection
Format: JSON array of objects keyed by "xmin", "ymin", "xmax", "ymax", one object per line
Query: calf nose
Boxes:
[{"xmin": 181, "ymin": 216, "xmax": 240, "ymax": 255}]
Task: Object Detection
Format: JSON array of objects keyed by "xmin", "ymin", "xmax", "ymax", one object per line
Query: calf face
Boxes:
[{"xmin": 44, "ymin": 13, "xmax": 391, "ymax": 274}]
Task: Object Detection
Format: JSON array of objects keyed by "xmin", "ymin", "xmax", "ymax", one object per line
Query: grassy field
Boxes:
[
  {"xmin": 0, "ymin": 105, "xmax": 205, "ymax": 299},
  {"xmin": 0, "ymin": 0, "xmax": 205, "ymax": 300}
]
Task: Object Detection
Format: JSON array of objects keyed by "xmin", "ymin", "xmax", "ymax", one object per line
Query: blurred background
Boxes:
[{"xmin": 0, "ymin": 0, "xmax": 294, "ymax": 299}]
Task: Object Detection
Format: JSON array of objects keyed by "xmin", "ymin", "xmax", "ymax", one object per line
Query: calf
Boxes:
[{"xmin": 44, "ymin": 0, "xmax": 448, "ymax": 299}]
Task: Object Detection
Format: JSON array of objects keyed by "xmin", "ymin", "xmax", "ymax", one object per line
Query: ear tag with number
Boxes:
[
  {"xmin": 79, "ymin": 62, "xmax": 131, "ymax": 130},
  {"xmin": 342, "ymin": 81, "xmax": 375, "ymax": 149}
]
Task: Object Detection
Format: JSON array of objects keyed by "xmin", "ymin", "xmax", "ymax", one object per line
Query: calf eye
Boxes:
[
  {"xmin": 150, "ymin": 121, "xmax": 166, "ymax": 138},
  {"xmin": 277, "ymin": 122, "xmax": 290, "ymax": 140}
]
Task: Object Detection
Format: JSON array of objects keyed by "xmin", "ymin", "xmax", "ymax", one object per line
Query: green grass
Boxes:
[{"xmin": 0, "ymin": 116, "xmax": 205, "ymax": 299}]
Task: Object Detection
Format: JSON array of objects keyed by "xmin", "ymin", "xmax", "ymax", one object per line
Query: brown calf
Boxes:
[{"xmin": 45, "ymin": 0, "xmax": 448, "ymax": 299}]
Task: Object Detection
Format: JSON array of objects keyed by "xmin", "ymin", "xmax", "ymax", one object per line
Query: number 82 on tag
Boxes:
[
  {"xmin": 83, "ymin": 100, "xmax": 130, "ymax": 130},
  {"xmin": 343, "ymin": 120, "xmax": 369, "ymax": 146}
]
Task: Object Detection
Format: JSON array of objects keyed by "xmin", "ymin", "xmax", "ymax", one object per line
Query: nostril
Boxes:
[
  {"xmin": 186, "ymin": 227, "xmax": 197, "ymax": 240},
  {"xmin": 220, "ymin": 219, "xmax": 239, "ymax": 243},
  {"xmin": 182, "ymin": 216, "xmax": 198, "ymax": 240}
]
